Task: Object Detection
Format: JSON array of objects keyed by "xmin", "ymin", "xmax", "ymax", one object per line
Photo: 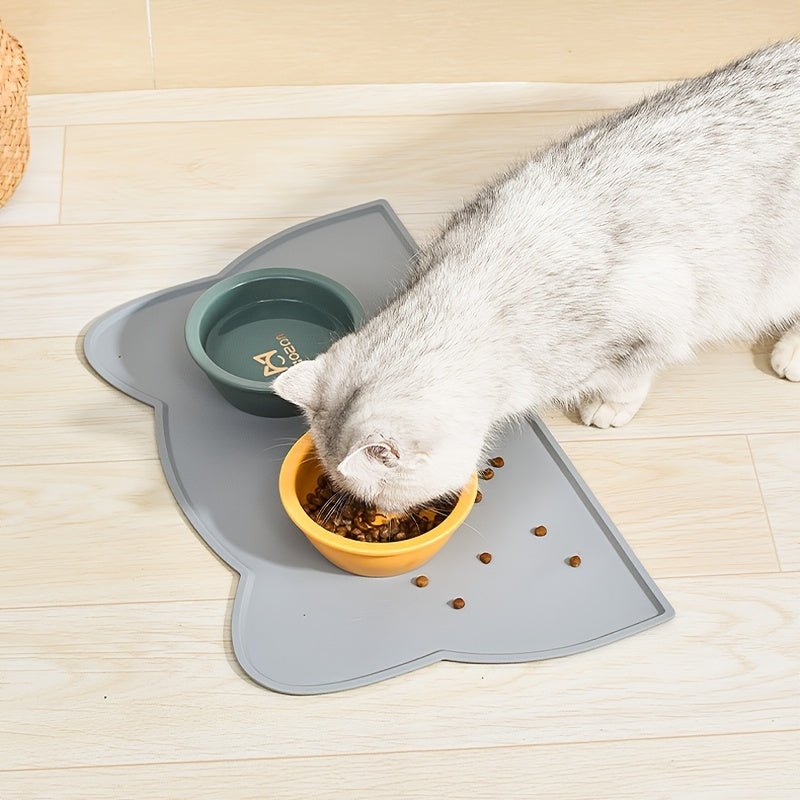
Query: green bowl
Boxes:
[{"xmin": 185, "ymin": 267, "xmax": 364, "ymax": 416}]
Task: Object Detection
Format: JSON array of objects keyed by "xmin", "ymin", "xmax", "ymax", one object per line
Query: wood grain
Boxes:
[
  {"xmin": 28, "ymin": 81, "xmax": 667, "ymax": 127},
  {"xmin": 60, "ymin": 111, "xmax": 606, "ymax": 224},
  {"xmin": 0, "ymin": 338, "xmax": 156, "ymax": 467},
  {"xmin": 1, "ymin": 574, "xmax": 797, "ymax": 770},
  {"xmin": 0, "ymin": 461, "xmax": 233, "ymax": 609},
  {"xmin": 748, "ymin": 434, "xmax": 800, "ymax": 570},
  {"xmin": 0, "ymin": 128, "xmax": 63, "ymax": 227},
  {"xmin": 3, "ymin": 731, "xmax": 798, "ymax": 800},
  {"xmin": 149, "ymin": 0, "xmax": 800, "ymax": 88},
  {"xmin": 563, "ymin": 436, "xmax": 778, "ymax": 578},
  {"xmin": 1, "ymin": 0, "xmax": 152, "ymax": 94}
]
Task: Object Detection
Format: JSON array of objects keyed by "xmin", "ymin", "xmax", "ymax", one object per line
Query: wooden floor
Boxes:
[{"xmin": 2, "ymin": 83, "xmax": 799, "ymax": 799}]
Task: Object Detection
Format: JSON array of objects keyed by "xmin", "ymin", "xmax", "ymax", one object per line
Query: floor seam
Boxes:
[
  {"xmin": 745, "ymin": 435, "xmax": 783, "ymax": 571},
  {"xmin": 1, "ymin": 727, "xmax": 798, "ymax": 774}
]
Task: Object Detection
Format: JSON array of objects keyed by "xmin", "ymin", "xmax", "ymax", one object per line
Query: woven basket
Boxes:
[{"xmin": 0, "ymin": 20, "xmax": 29, "ymax": 208}]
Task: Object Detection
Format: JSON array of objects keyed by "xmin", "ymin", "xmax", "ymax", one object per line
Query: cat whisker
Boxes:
[
  {"xmin": 255, "ymin": 441, "xmax": 295, "ymax": 458},
  {"xmin": 320, "ymin": 491, "xmax": 346, "ymax": 525},
  {"xmin": 330, "ymin": 493, "xmax": 347, "ymax": 525},
  {"xmin": 458, "ymin": 519, "xmax": 488, "ymax": 541}
]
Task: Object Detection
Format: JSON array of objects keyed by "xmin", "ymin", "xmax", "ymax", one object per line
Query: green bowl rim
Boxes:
[{"xmin": 184, "ymin": 267, "xmax": 365, "ymax": 393}]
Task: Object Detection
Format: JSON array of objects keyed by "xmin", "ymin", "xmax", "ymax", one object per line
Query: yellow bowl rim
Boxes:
[{"xmin": 279, "ymin": 432, "xmax": 478, "ymax": 557}]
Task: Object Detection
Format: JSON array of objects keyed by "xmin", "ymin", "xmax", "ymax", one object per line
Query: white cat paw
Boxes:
[
  {"xmin": 579, "ymin": 398, "xmax": 642, "ymax": 429},
  {"xmin": 771, "ymin": 333, "xmax": 800, "ymax": 382}
]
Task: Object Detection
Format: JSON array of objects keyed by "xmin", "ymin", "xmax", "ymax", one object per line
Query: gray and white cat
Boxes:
[{"xmin": 275, "ymin": 40, "xmax": 800, "ymax": 513}]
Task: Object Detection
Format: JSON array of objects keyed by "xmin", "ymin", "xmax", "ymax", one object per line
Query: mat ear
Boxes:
[{"xmin": 272, "ymin": 358, "xmax": 324, "ymax": 411}]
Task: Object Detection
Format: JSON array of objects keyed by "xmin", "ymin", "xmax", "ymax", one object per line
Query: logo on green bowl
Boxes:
[{"xmin": 252, "ymin": 333, "xmax": 304, "ymax": 378}]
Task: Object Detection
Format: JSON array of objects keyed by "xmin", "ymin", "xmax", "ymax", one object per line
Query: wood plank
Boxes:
[
  {"xmin": 0, "ymin": 337, "xmax": 156, "ymax": 467},
  {"xmin": 60, "ymin": 111, "xmax": 606, "ymax": 224},
  {"xmin": 6, "ymin": 337, "xmax": 798, "ymax": 465},
  {"xmin": 3, "ymin": 730, "xmax": 798, "ymax": 800},
  {"xmin": 0, "ymin": 460, "xmax": 233, "ymax": 609},
  {"xmin": 150, "ymin": 0, "xmax": 800, "ymax": 87},
  {"xmin": 562, "ymin": 436, "xmax": 778, "ymax": 578},
  {"xmin": 0, "ymin": 435, "xmax": 775, "ymax": 609},
  {"xmin": 2, "ymin": 335, "xmax": 796, "ymax": 468},
  {"xmin": 0, "ymin": 215, "xmax": 443, "ymax": 339},
  {"xmin": 748, "ymin": 434, "xmax": 800, "ymax": 571},
  {"xmin": 28, "ymin": 81, "xmax": 667, "ymax": 127},
  {"xmin": 0, "ymin": 128, "xmax": 63, "ymax": 227},
  {"xmin": 1, "ymin": 0, "xmax": 152, "ymax": 94},
  {"xmin": 0, "ymin": 574, "xmax": 797, "ymax": 769}
]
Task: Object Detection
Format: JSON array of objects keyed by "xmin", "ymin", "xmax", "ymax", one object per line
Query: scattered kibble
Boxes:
[
  {"xmin": 452, "ymin": 597, "xmax": 466, "ymax": 609},
  {"xmin": 480, "ymin": 468, "xmax": 495, "ymax": 480},
  {"xmin": 475, "ymin": 490, "xmax": 483, "ymax": 504},
  {"xmin": 488, "ymin": 456, "xmax": 504, "ymax": 468},
  {"xmin": 414, "ymin": 575, "xmax": 429, "ymax": 588},
  {"xmin": 479, "ymin": 552, "xmax": 492, "ymax": 564},
  {"xmin": 533, "ymin": 525, "xmax": 548, "ymax": 537},
  {"xmin": 568, "ymin": 555, "xmax": 582, "ymax": 568}
]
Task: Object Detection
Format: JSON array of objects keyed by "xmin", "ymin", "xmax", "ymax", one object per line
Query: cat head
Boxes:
[{"xmin": 272, "ymin": 349, "xmax": 482, "ymax": 513}]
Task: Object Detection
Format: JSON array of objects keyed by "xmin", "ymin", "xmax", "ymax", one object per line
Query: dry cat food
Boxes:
[
  {"xmin": 479, "ymin": 552, "xmax": 492, "ymax": 564},
  {"xmin": 568, "ymin": 555, "xmax": 582, "ymax": 568},
  {"xmin": 303, "ymin": 473, "xmax": 456, "ymax": 543},
  {"xmin": 533, "ymin": 525, "xmax": 548, "ymax": 537},
  {"xmin": 452, "ymin": 597, "xmax": 466, "ymax": 609},
  {"xmin": 414, "ymin": 575, "xmax": 429, "ymax": 588},
  {"xmin": 475, "ymin": 455, "xmax": 502, "ymax": 500}
]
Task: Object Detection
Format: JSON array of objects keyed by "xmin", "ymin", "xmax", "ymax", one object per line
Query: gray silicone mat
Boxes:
[{"xmin": 84, "ymin": 200, "xmax": 674, "ymax": 695}]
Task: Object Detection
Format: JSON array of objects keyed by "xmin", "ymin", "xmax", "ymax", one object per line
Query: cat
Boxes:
[{"xmin": 274, "ymin": 40, "xmax": 800, "ymax": 513}]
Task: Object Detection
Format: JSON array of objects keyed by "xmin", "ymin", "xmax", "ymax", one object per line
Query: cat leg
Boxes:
[
  {"xmin": 579, "ymin": 373, "xmax": 653, "ymax": 429},
  {"xmin": 771, "ymin": 321, "xmax": 800, "ymax": 382}
]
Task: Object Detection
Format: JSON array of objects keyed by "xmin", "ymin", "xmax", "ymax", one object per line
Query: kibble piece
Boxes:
[
  {"xmin": 533, "ymin": 525, "xmax": 547, "ymax": 537},
  {"xmin": 414, "ymin": 575, "xmax": 429, "ymax": 588},
  {"xmin": 479, "ymin": 552, "xmax": 492, "ymax": 564},
  {"xmin": 475, "ymin": 490, "xmax": 483, "ymax": 504},
  {"xmin": 488, "ymin": 456, "xmax": 505, "ymax": 468},
  {"xmin": 480, "ymin": 468, "xmax": 495, "ymax": 480},
  {"xmin": 452, "ymin": 597, "xmax": 466, "ymax": 609},
  {"xmin": 568, "ymin": 555, "xmax": 582, "ymax": 568}
]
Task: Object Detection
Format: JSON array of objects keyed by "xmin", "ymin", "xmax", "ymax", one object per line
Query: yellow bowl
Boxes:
[{"xmin": 279, "ymin": 432, "xmax": 479, "ymax": 577}]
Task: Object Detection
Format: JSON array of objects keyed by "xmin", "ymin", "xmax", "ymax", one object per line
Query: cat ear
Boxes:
[
  {"xmin": 272, "ymin": 357, "xmax": 324, "ymax": 411},
  {"xmin": 338, "ymin": 437, "xmax": 400, "ymax": 482}
]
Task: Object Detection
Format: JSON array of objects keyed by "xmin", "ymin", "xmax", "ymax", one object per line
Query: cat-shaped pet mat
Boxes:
[{"xmin": 84, "ymin": 200, "xmax": 673, "ymax": 695}]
